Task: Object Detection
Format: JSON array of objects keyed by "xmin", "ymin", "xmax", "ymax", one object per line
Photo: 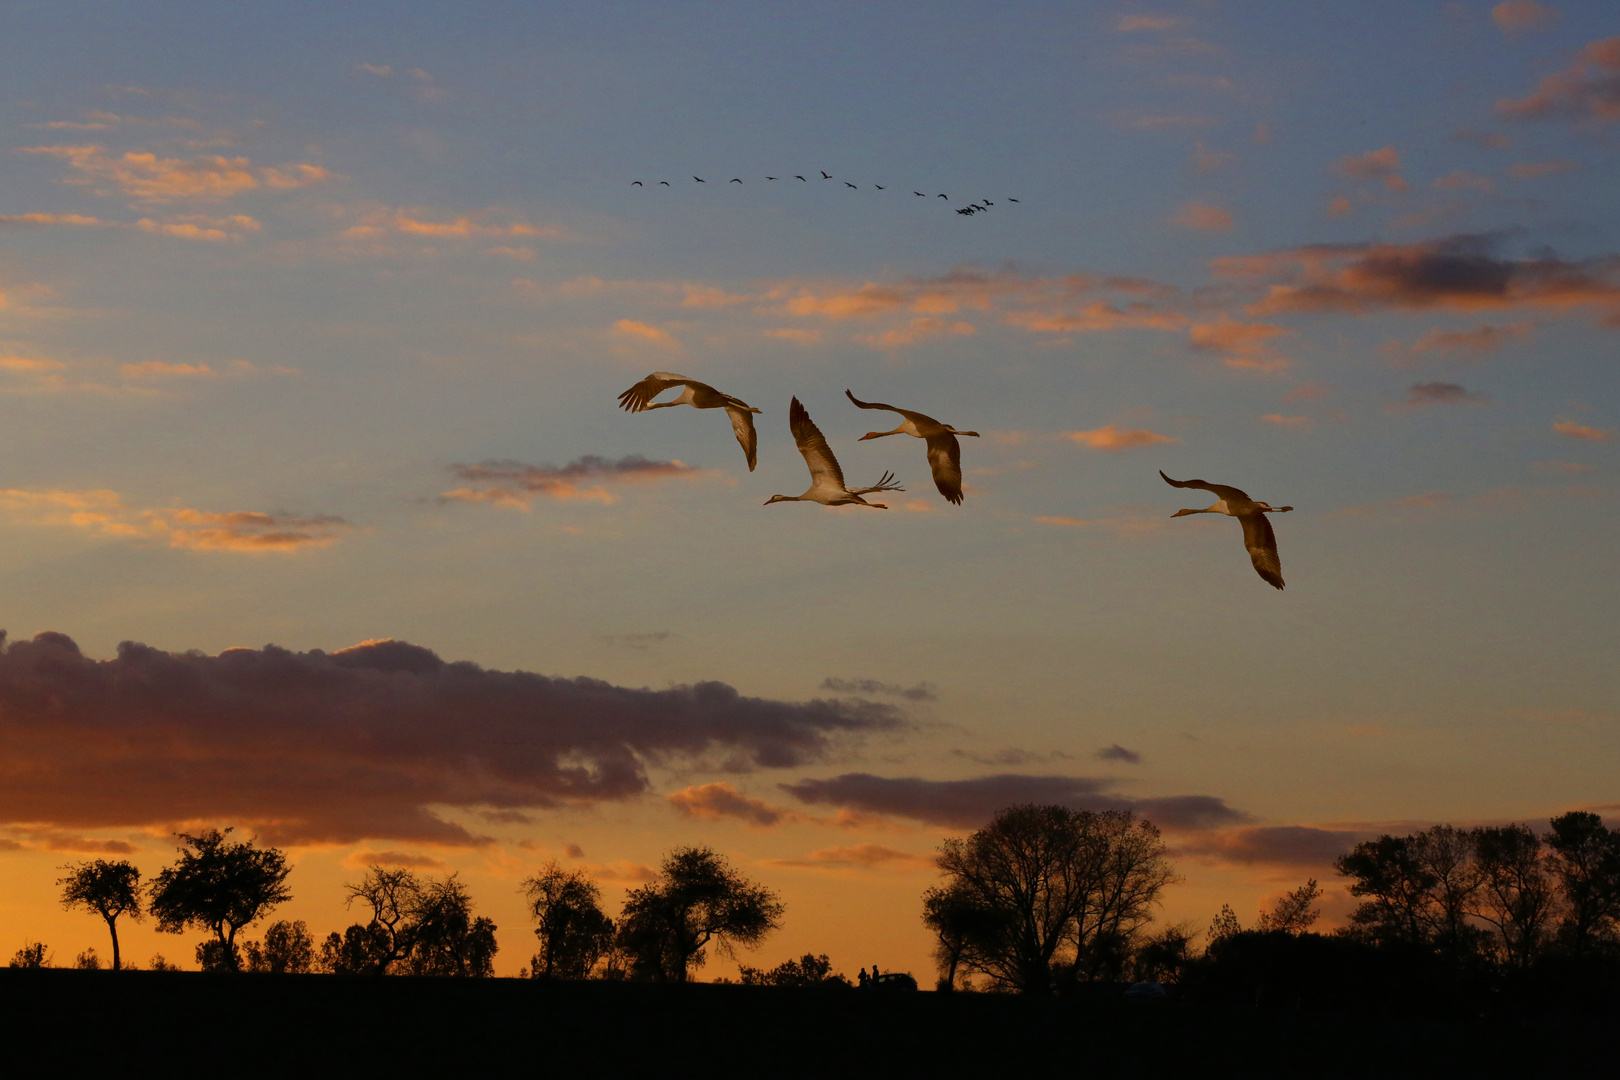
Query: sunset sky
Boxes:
[{"xmin": 2, "ymin": 0, "xmax": 1617, "ymax": 978}]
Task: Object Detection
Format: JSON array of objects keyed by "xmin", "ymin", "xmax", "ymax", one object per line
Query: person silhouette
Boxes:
[{"xmin": 858, "ymin": 967, "xmax": 869, "ymax": 986}]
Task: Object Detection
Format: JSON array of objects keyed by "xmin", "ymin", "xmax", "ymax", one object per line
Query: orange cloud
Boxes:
[
  {"xmin": 1326, "ymin": 195, "xmax": 1353, "ymax": 217},
  {"xmin": 19, "ymin": 145, "xmax": 331, "ymax": 203},
  {"xmin": 1333, "ymin": 146, "xmax": 1408, "ymax": 191},
  {"xmin": 1332, "ymin": 492, "xmax": 1451, "ymax": 518},
  {"xmin": 1498, "ymin": 36, "xmax": 1620, "ymax": 124},
  {"xmin": 1261, "ymin": 414, "xmax": 1312, "ymax": 430},
  {"xmin": 1173, "ymin": 201, "xmax": 1234, "ymax": 232},
  {"xmin": 1506, "ymin": 160, "xmax": 1578, "ymax": 178},
  {"xmin": 0, "ymin": 488, "xmax": 350, "ymax": 551},
  {"xmin": 0, "ymin": 212, "xmax": 114, "ymax": 227},
  {"xmin": 1553, "ymin": 419, "xmax": 1614, "ymax": 442},
  {"xmin": 1065, "ymin": 426, "xmax": 1180, "ymax": 451},
  {"xmin": 765, "ymin": 843, "xmax": 928, "ymax": 870},
  {"xmin": 612, "ymin": 319, "xmax": 678, "ymax": 346},
  {"xmin": 120, "ymin": 361, "xmax": 215, "ymax": 378},
  {"xmin": 856, "ymin": 317, "xmax": 976, "ymax": 348},
  {"xmin": 1492, "ymin": 1, "xmax": 1560, "ymax": 33},
  {"xmin": 666, "ymin": 783, "xmax": 792, "ymax": 827},
  {"xmin": 764, "ymin": 328, "xmax": 822, "ymax": 345},
  {"xmin": 1188, "ymin": 314, "xmax": 1291, "ymax": 370}
]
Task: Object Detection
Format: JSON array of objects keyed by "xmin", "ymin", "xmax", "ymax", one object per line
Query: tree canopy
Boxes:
[
  {"xmin": 617, "ymin": 846, "xmax": 783, "ymax": 982},
  {"xmin": 147, "ymin": 829, "xmax": 292, "ymax": 972},
  {"xmin": 521, "ymin": 862, "xmax": 614, "ymax": 979},
  {"xmin": 923, "ymin": 804, "xmax": 1174, "ymax": 994},
  {"xmin": 58, "ymin": 859, "xmax": 143, "ymax": 971}
]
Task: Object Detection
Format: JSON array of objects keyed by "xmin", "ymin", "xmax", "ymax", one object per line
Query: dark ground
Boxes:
[{"xmin": 1, "ymin": 969, "xmax": 1613, "ymax": 1078}]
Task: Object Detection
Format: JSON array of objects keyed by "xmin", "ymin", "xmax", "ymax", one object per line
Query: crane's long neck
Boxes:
[
  {"xmin": 1173, "ymin": 502, "xmax": 1225, "ymax": 517},
  {"xmin": 860, "ymin": 424, "xmax": 907, "ymax": 440}
]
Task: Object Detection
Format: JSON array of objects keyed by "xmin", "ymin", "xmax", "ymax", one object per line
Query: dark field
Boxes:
[{"xmin": 1, "ymin": 970, "xmax": 1614, "ymax": 1078}]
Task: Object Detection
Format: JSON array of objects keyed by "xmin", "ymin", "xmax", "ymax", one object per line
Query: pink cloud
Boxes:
[
  {"xmin": 1334, "ymin": 146, "xmax": 1408, "ymax": 191},
  {"xmin": 1498, "ymin": 36, "xmax": 1620, "ymax": 124},
  {"xmin": 1553, "ymin": 419, "xmax": 1614, "ymax": 442},
  {"xmin": 1172, "ymin": 201, "xmax": 1234, "ymax": 232},
  {"xmin": 667, "ymin": 783, "xmax": 793, "ymax": 827},
  {"xmin": 1492, "ymin": 1, "xmax": 1560, "ymax": 33},
  {"xmin": 1065, "ymin": 426, "xmax": 1180, "ymax": 451}
]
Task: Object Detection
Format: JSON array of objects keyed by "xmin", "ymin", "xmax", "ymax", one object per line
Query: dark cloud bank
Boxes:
[{"xmin": 0, "ymin": 631, "xmax": 900, "ymax": 846}]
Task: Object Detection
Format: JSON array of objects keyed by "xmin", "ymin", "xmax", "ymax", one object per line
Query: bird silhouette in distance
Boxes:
[
  {"xmin": 845, "ymin": 390, "xmax": 979, "ymax": 505},
  {"xmin": 1160, "ymin": 471, "xmax": 1293, "ymax": 589},
  {"xmin": 821, "ymin": 171, "xmax": 832, "ymax": 179},
  {"xmin": 844, "ymin": 182, "xmax": 857, "ymax": 189},
  {"xmin": 875, "ymin": 185, "xmax": 885, "ymax": 190},
  {"xmin": 796, "ymin": 175, "xmax": 807, "ymax": 181},
  {"xmin": 982, "ymin": 200, "xmax": 993, "ymax": 206},
  {"xmin": 694, "ymin": 176, "xmax": 706, "ymax": 182},
  {"xmin": 617, "ymin": 373, "xmax": 763, "ymax": 471},
  {"xmin": 766, "ymin": 398, "xmax": 904, "ymax": 508},
  {"xmin": 660, "ymin": 181, "xmax": 670, "ymax": 185},
  {"xmin": 767, "ymin": 176, "xmax": 778, "ymax": 180},
  {"xmin": 938, "ymin": 194, "xmax": 948, "ymax": 199},
  {"xmin": 914, "ymin": 191, "xmax": 925, "ymax": 196},
  {"xmin": 730, "ymin": 178, "xmax": 743, "ymax": 183},
  {"xmin": 631, "ymin": 181, "xmax": 643, "ymax": 186},
  {"xmin": 1007, "ymin": 197, "xmax": 1019, "ymax": 202}
]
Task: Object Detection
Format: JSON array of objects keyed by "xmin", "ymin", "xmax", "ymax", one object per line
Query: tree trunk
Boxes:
[{"xmin": 105, "ymin": 915, "xmax": 121, "ymax": 971}]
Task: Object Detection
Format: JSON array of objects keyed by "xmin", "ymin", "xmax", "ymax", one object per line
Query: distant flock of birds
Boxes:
[
  {"xmin": 617, "ymin": 373, "xmax": 1295, "ymax": 590},
  {"xmin": 629, "ymin": 171, "xmax": 1020, "ymax": 218}
]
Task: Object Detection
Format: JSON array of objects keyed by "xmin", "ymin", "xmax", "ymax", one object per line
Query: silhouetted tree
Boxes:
[
  {"xmin": 617, "ymin": 846, "xmax": 783, "ymax": 982},
  {"xmin": 242, "ymin": 920, "xmax": 315, "ymax": 973},
  {"xmin": 57, "ymin": 859, "xmax": 143, "ymax": 971},
  {"xmin": 1207, "ymin": 904, "xmax": 1243, "ymax": 946},
  {"xmin": 1545, "ymin": 811, "xmax": 1620, "ymax": 955},
  {"xmin": 402, "ymin": 875, "xmax": 498, "ymax": 977},
  {"xmin": 928, "ymin": 805, "xmax": 1173, "ymax": 994},
  {"xmin": 1255, "ymin": 880, "xmax": 1323, "ymax": 934},
  {"xmin": 148, "ymin": 829, "xmax": 292, "ymax": 972},
  {"xmin": 737, "ymin": 953, "xmax": 850, "ymax": 987},
  {"xmin": 1132, "ymin": 923, "xmax": 1197, "ymax": 984},
  {"xmin": 317, "ymin": 924, "xmax": 392, "ymax": 975},
  {"xmin": 922, "ymin": 881, "xmax": 1006, "ymax": 991},
  {"xmin": 73, "ymin": 948, "xmax": 103, "ymax": 970},
  {"xmin": 520, "ymin": 862, "xmax": 614, "ymax": 979},
  {"xmin": 8, "ymin": 942, "xmax": 50, "ymax": 968},
  {"xmin": 1471, "ymin": 823, "xmax": 1557, "ymax": 969},
  {"xmin": 339, "ymin": 866, "xmax": 424, "ymax": 975}
]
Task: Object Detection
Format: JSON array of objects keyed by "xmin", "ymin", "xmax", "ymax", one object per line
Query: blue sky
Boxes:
[{"xmin": 1, "ymin": 0, "xmax": 1616, "ymax": 978}]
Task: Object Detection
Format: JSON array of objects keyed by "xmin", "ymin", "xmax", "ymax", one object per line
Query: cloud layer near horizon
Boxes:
[
  {"xmin": 0, "ymin": 632, "xmax": 901, "ymax": 846},
  {"xmin": 780, "ymin": 772, "xmax": 1246, "ymax": 831}
]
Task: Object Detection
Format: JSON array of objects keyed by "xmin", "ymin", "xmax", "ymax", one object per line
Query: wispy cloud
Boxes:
[
  {"xmin": 18, "ymin": 145, "xmax": 333, "ymax": 203},
  {"xmin": 1497, "ymin": 36, "xmax": 1620, "ymax": 125},
  {"xmin": 1553, "ymin": 418, "xmax": 1614, "ymax": 442},
  {"xmin": 1333, "ymin": 146, "xmax": 1408, "ymax": 191},
  {"xmin": 1188, "ymin": 315, "xmax": 1291, "ymax": 371},
  {"xmin": 1403, "ymin": 322, "xmax": 1532, "ymax": 357},
  {"xmin": 764, "ymin": 843, "xmax": 928, "ymax": 870},
  {"xmin": 1492, "ymin": 1, "xmax": 1560, "ymax": 33},
  {"xmin": 1096, "ymin": 744, "xmax": 1141, "ymax": 764},
  {"xmin": 1397, "ymin": 381, "xmax": 1489, "ymax": 410},
  {"xmin": 667, "ymin": 782, "xmax": 795, "ymax": 827},
  {"xmin": 781, "ymin": 772, "xmax": 1246, "ymax": 831},
  {"xmin": 0, "ymin": 488, "xmax": 351, "ymax": 551},
  {"xmin": 1065, "ymin": 425, "xmax": 1180, "ymax": 451},
  {"xmin": 820, "ymin": 677, "xmax": 937, "ymax": 702},
  {"xmin": 440, "ymin": 455, "xmax": 701, "ymax": 509},
  {"xmin": 1172, "ymin": 201, "xmax": 1234, "ymax": 232}
]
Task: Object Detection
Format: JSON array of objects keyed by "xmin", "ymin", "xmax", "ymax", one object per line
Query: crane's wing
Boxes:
[
  {"xmin": 1240, "ymin": 513, "xmax": 1285, "ymax": 590},
  {"xmin": 926, "ymin": 432, "xmax": 964, "ymax": 505},
  {"xmin": 618, "ymin": 372, "xmax": 694, "ymax": 412},
  {"xmin": 844, "ymin": 389, "xmax": 904, "ymax": 415},
  {"xmin": 1159, "ymin": 470, "xmax": 1250, "ymax": 503},
  {"xmin": 726, "ymin": 403, "xmax": 759, "ymax": 471},
  {"xmin": 789, "ymin": 397, "xmax": 845, "ymax": 489}
]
